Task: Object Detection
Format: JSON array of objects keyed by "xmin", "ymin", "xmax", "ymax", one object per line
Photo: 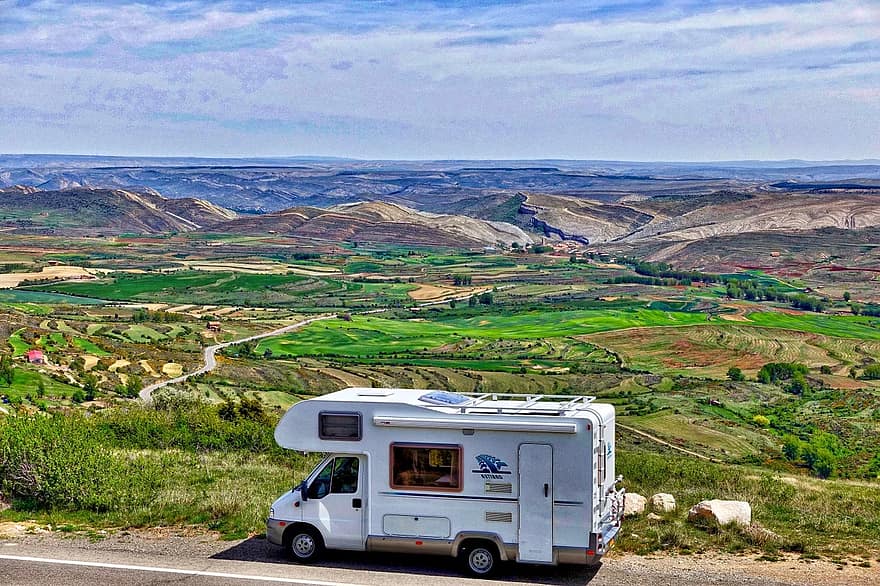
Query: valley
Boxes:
[{"xmin": 0, "ymin": 160, "xmax": 879, "ymax": 568}]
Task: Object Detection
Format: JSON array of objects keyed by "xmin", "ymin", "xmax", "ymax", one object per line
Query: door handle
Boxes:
[
  {"xmin": 352, "ymin": 498, "xmax": 362, "ymax": 508},
  {"xmin": 543, "ymin": 483, "xmax": 549, "ymax": 498}
]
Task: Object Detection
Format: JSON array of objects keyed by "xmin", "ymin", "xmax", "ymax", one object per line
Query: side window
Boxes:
[
  {"xmin": 319, "ymin": 412, "xmax": 361, "ymax": 440},
  {"xmin": 308, "ymin": 460, "xmax": 334, "ymax": 499},
  {"xmin": 331, "ymin": 457, "xmax": 359, "ymax": 494},
  {"xmin": 390, "ymin": 444, "xmax": 461, "ymax": 491}
]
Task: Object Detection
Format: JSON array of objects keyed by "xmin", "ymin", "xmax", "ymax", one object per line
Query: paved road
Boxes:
[
  {"xmin": 4, "ymin": 533, "xmax": 872, "ymax": 586},
  {"xmin": 139, "ymin": 314, "xmax": 337, "ymax": 402}
]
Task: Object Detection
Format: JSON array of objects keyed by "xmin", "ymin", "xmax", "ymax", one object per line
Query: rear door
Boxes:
[{"xmin": 518, "ymin": 444, "xmax": 553, "ymax": 563}]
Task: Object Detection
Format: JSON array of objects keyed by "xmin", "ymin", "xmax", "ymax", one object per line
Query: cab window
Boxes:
[{"xmin": 308, "ymin": 457, "xmax": 359, "ymax": 499}]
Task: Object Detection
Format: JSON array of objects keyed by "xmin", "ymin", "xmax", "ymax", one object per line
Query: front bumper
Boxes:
[{"xmin": 266, "ymin": 518, "xmax": 287, "ymax": 546}]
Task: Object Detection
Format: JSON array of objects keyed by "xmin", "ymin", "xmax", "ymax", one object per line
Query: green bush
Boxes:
[
  {"xmin": 863, "ymin": 364, "xmax": 880, "ymax": 380},
  {"xmin": 0, "ymin": 414, "xmax": 159, "ymax": 512}
]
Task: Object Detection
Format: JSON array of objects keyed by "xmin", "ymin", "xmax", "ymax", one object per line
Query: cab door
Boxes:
[{"xmin": 302, "ymin": 456, "xmax": 366, "ymax": 550}]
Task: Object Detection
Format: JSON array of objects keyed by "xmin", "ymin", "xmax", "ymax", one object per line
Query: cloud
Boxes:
[{"xmin": 0, "ymin": 0, "xmax": 878, "ymax": 159}]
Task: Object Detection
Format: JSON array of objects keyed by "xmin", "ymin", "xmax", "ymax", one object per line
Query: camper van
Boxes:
[{"xmin": 267, "ymin": 388, "xmax": 624, "ymax": 576}]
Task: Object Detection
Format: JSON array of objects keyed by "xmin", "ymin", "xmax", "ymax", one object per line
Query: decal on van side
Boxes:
[{"xmin": 472, "ymin": 454, "xmax": 511, "ymax": 479}]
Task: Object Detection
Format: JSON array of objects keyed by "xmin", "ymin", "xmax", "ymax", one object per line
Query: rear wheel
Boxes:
[
  {"xmin": 286, "ymin": 526, "xmax": 324, "ymax": 563},
  {"xmin": 459, "ymin": 541, "xmax": 499, "ymax": 577}
]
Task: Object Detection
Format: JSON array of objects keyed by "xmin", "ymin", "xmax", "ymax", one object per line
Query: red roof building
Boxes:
[{"xmin": 26, "ymin": 349, "xmax": 45, "ymax": 364}]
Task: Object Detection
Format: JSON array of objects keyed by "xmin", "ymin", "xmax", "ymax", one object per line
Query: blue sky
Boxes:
[{"xmin": 0, "ymin": 0, "xmax": 878, "ymax": 160}]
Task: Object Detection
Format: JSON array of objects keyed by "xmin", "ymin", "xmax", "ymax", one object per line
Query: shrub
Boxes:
[
  {"xmin": 0, "ymin": 414, "xmax": 159, "ymax": 511},
  {"xmin": 862, "ymin": 364, "xmax": 880, "ymax": 380},
  {"xmin": 727, "ymin": 367, "xmax": 745, "ymax": 382}
]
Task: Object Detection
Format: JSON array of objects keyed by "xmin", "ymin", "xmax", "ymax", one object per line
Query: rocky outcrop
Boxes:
[
  {"xmin": 688, "ymin": 500, "xmax": 751, "ymax": 526},
  {"xmin": 623, "ymin": 493, "xmax": 647, "ymax": 517},
  {"xmin": 650, "ymin": 493, "xmax": 677, "ymax": 513}
]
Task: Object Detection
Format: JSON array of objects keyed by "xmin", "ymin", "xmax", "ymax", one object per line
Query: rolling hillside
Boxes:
[
  {"xmin": 214, "ymin": 201, "xmax": 534, "ymax": 247},
  {"xmin": 0, "ymin": 186, "xmax": 237, "ymax": 233}
]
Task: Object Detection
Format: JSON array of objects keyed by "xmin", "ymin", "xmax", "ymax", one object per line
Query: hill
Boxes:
[
  {"xmin": 521, "ymin": 191, "xmax": 880, "ymax": 246},
  {"xmin": 0, "ymin": 186, "xmax": 236, "ymax": 234},
  {"xmin": 215, "ymin": 201, "xmax": 534, "ymax": 247}
]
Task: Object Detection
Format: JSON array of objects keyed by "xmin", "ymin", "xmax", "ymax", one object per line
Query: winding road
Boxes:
[{"xmin": 138, "ymin": 314, "xmax": 337, "ymax": 402}]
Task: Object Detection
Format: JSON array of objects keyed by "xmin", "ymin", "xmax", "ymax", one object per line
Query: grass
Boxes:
[
  {"xmin": 0, "ymin": 290, "xmax": 106, "ymax": 305},
  {"xmin": 616, "ymin": 448, "xmax": 880, "ymax": 558},
  {"xmin": 745, "ymin": 311, "xmax": 880, "ymax": 340},
  {"xmin": 257, "ymin": 308, "xmax": 711, "ymax": 357},
  {"xmin": 71, "ymin": 337, "xmax": 111, "ymax": 356},
  {"xmin": 2, "ymin": 407, "xmax": 877, "ymax": 556},
  {"xmin": 621, "ymin": 411, "xmax": 760, "ymax": 458},
  {"xmin": 0, "ymin": 369, "xmax": 80, "ymax": 401},
  {"xmin": 124, "ymin": 325, "xmax": 167, "ymax": 343},
  {"xmin": 588, "ymin": 324, "xmax": 880, "ymax": 376},
  {"xmin": 8, "ymin": 328, "xmax": 29, "ymax": 356}
]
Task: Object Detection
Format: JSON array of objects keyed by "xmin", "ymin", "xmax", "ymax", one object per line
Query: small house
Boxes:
[
  {"xmin": 207, "ymin": 321, "xmax": 222, "ymax": 332},
  {"xmin": 26, "ymin": 349, "xmax": 45, "ymax": 364}
]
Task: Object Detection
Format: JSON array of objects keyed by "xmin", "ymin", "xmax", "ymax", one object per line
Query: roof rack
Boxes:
[{"xmin": 450, "ymin": 392, "xmax": 596, "ymax": 416}]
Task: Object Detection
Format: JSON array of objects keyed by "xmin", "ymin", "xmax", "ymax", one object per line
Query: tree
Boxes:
[
  {"xmin": 468, "ymin": 295, "xmax": 478, "ymax": 307},
  {"xmin": 0, "ymin": 354, "xmax": 14, "ymax": 386},
  {"xmin": 237, "ymin": 395, "xmax": 270, "ymax": 424},
  {"xmin": 82, "ymin": 373, "xmax": 99, "ymax": 401},
  {"xmin": 851, "ymin": 303, "xmax": 863, "ymax": 316},
  {"xmin": 787, "ymin": 374, "xmax": 810, "ymax": 395},
  {"xmin": 727, "ymin": 366, "xmax": 745, "ymax": 382},
  {"xmin": 478, "ymin": 291, "xmax": 493, "ymax": 305},
  {"xmin": 125, "ymin": 374, "xmax": 142, "ymax": 398},
  {"xmin": 36, "ymin": 377, "xmax": 45, "ymax": 398},
  {"xmin": 843, "ymin": 291, "xmax": 851, "ymax": 302},
  {"xmin": 782, "ymin": 435, "xmax": 802, "ymax": 461},
  {"xmin": 448, "ymin": 299, "xmax": 457, "ymax": 309}
]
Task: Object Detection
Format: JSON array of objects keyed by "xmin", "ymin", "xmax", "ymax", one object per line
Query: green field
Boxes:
[
  {"xmin": 257, "ymin": 307, "xmax": 711, "ymax": 357},
  {"xmin": 745, "ymin": 311, "xmax": 880, "ymax": 339},
  {"xmin": 30, "ymin": 270, "xmax": 416, "ymax": 306},
  {"xmin": 7, "ymin": 329, "xmax": 29, "ymax": 356}
]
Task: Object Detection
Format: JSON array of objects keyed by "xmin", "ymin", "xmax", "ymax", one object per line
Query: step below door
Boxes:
[{"xmin": 517, "ymin": 443, "xmax": 553, "ymax": 563}]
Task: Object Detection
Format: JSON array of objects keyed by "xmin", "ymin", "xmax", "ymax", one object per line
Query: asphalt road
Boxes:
[{"xmin": 4, "ymin": 533, "xmax": 872, "ymax": 586}]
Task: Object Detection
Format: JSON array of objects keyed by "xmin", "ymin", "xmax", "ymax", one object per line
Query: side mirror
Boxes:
[{"xmin": 299, "ymin": 479, "xmax": 309, "ymax": 501}]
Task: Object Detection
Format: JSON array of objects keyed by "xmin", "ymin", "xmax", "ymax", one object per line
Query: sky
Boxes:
[{"xmin": 0, "ymin": 0, "xmax": 878, "ymax": 160}]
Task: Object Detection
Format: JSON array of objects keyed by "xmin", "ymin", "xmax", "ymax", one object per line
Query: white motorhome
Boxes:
[{"xmin": 267, "ymin": 388, "xmax": 624, "ymax": 576}]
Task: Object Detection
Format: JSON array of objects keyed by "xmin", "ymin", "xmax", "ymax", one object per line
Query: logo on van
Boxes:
[{"xmin": 472, "ymin": 454, "xmax": 511, "ymax": 479}]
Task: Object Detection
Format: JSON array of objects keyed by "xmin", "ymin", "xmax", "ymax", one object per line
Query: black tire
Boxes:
[
  {"xmin": 459, "ymin": 541, "xmax": 499, "ymax": 577},
  {"xmin": 286, "ymin": 526, "xmax": 324, "ymax": 563}
]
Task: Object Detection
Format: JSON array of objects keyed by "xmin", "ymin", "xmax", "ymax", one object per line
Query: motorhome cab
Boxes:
[{"xmin": 267, "ymin": 388, "xmax": 624, "ymax": 577}]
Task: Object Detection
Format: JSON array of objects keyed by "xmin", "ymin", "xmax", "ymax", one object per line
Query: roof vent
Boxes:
[{"xmin": 419, "ymin": 391, "xmax": 470, "ymax": 406}]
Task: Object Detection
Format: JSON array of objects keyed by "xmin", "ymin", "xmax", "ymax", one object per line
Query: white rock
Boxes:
[
  {"xmin": 646, "ymin": 512, "xmax": 663, "ymax": 521},
  {"xmin": 688, "ymin": 499, "xmax": 752, "ymax": 526},
  {"xmin": 623, "ymin": 493, "xmax": 647, "ymax": 517},
  {"xmin": 650, "ymin": 493, "xmax": 676, "ymax": 512}
]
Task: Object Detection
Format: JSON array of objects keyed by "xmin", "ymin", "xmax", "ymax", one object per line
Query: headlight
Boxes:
[{"xmin": 270, "ymin": 507, "xmax": 275, "ymax": 517}]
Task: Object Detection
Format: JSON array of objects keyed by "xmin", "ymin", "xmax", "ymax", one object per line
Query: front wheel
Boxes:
[
  {"xmin": 460, "ymin": 542, "xmax": 499, "ymax": 577},
  {"xmin": 287, "ymin": 527, "xmax": 324, "ymax": 563}
]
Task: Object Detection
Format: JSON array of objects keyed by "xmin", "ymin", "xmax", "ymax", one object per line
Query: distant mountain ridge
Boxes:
[{"xmin": 2, "ymin": 156, "xmax": 880, "ymax": 213}]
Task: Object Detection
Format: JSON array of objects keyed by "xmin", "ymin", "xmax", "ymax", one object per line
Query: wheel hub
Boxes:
[{"xmin": 293, "ymin": 534, "xmax": 315, "ymax": 557}]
